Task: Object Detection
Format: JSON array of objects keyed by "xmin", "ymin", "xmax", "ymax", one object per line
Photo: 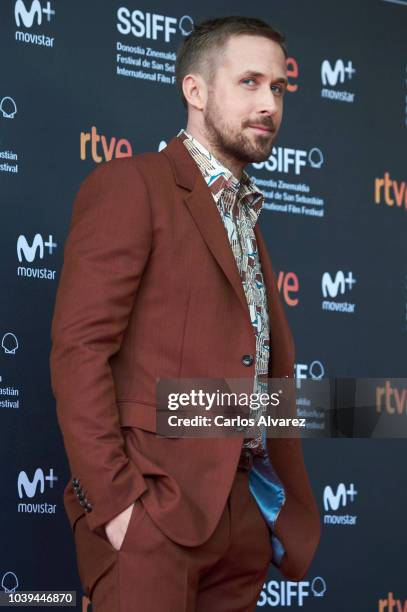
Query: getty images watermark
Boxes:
[{"xmin": 152, "ymin": 378, "xmax": 407, "ymax": 439}]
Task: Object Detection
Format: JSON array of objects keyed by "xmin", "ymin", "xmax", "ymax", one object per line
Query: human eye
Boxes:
[
  {"xmin": 271, "ymin": 84, "xmax": 285, "ymax": 95},
  {"xmin": 242, "ymin": 78, "xmax": 257, "ymax": 86}
]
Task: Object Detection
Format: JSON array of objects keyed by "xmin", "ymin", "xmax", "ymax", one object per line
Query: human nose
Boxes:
[{"xmin": 256, "ymin": 86, "xmax": 280, "ymax": 116}]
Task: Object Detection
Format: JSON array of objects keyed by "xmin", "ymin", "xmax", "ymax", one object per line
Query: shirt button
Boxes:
[{"xmin": 241, "ymin": 354, "xmax": 254, "ymax": 367}]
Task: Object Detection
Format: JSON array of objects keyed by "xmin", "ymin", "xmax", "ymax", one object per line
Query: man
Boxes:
[{"xmin": 50, "ymin": 16, "xmax": 320, "ymax": 612}]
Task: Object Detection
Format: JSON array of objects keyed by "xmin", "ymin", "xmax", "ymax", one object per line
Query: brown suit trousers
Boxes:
[{"xmin": 75, "ymin": 429, "xmax": 271, "ymax": 611}]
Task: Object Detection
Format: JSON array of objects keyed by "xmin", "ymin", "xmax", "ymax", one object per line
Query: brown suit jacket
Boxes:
[{"xmin": 49, "ymin": 135, "xmax": 321, "ymax": 581}]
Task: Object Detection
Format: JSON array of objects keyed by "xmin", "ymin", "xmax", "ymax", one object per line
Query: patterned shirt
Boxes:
[{"xmin": 177, "ymin": 128, "xmax": 270, "ymax": 453}]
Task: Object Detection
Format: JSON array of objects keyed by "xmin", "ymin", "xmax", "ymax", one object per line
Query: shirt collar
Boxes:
[{"xmin": 177, "ymin": 128, "xmax": 264, "ymax": 225}]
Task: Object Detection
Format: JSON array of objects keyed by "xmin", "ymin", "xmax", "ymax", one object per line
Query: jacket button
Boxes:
[{"xmin": 241, "ymin": 354, "xmax": 254, "ymax": 367}]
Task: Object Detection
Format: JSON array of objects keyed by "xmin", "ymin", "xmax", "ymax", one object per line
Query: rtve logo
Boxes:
[
  {"xmin": 252, "ymin": 146, "xmax": 324, "ymax": 176},
  {"xmin": 277, "ymin": 271, "xmax": 299, "ymax": 307},
  {"xmin": 117, "ymin": 8, "xmax": 194, "ymax": 42},
  {"xmin": 323, "ymin": 483, "xmax": 358, "ymax": 511},
  {"xmin": 321, "ymin": 271, "xmax": 356, "ymax": 298},
  {"xmin": 286, "ymin": 57, "xmax": 299, "ymax": 93},
  {"xmin": 378, "ymin": 593, "xmax": 407, "ymax": 612},
  {"xmin": 17, "ymin": 233, "xmax": 57, "ymax": 263},
  {"xmin": 376, "ymin": 380, "xmax": 407, "ymax": 415},
  {"xmin": 321, "ymin": 59, "xmax": 356, "ymax": 86},
  {"xmin": 375, "ymin": 172, "xmax": 407, "ymax": 211},
  {"xmin": 14, "ymin": 0, "xmax": 55, "ymax": 27},
  {"xmin": 17, "ymin": 468, "xmax": 58, "ymax": 498},
  {"xmin": 80, "ymin": 126, "xmax": 133, "ymax": 162}
]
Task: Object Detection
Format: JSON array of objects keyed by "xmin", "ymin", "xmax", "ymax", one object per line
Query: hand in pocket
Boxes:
[{"xmin": 104, "ymin": 499, "xmax": 142, "ymax": 551}]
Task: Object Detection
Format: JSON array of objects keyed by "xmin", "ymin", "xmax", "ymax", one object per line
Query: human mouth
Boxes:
[{"xmin": 248, "ymin": 125, "xmax": 273, "ymax": 134}]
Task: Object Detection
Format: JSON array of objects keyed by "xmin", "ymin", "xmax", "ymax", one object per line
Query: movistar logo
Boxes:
[
  {"xmin": 321, "ymin": 59, "xmax": 356, "ymax": 86},
  {"xmin": 323, "ymin": 483, "xmax": 358, "ymax": 511},
  {"xmin": 17, "ymin": 468, "xmax": 44, "ymax": 498},
  {"xmin": 15, "ymin": 0, "xmax": 42, "ymax": 26},
  {"xmin": 17, "ymin": 468, "xmax": 58, "ymax": 498},
  {"xmin": 17, "ymin": 233, "xmax": 57, "ymax": 262},
  {"xmin": 321, "ymin": 271, "xmax": 356, "ymax": 298},
  {"xmin": 14, "ymin": 0, "xmax": 55, "ymax": 28}
]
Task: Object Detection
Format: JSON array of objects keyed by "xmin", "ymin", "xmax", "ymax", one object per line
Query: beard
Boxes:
[{"xmin": 203, "ymin": 92, "xmax": 277, "ymax": 164}]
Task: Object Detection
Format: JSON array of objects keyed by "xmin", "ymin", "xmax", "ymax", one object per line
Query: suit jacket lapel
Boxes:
[
  {"xmin": 162, "ymin": 136, "xmax": 251, "ymax": 321},
  {"xmin": 162, "ymin": 135, "xmax": 293, "ymax": 376},
  {"xmin": 183, "ymin": 177, "xmax": 251, "ymax": 319}
]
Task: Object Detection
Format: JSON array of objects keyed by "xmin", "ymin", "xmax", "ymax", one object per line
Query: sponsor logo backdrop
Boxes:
[{"xmin": 1, "ymin": 1, "xmax": 406, "ymax": 609}]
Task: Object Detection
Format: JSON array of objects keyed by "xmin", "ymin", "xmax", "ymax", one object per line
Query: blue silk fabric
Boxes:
[{"xmin": 248, "ymin": 431, "xmax": 286, "ymax": 567}]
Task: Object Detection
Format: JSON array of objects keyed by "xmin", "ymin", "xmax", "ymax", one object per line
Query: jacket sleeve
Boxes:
[{"xmin": 49, "ymin": 157, "xmax": 152, "ymax": 532}]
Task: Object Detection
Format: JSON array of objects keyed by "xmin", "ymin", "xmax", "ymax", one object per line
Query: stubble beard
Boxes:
[{"xmin": 203, "ymin": 93, "xmax": 277, "ymax": 165}]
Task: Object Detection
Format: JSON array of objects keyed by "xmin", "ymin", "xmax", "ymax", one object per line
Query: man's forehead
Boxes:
[
  {"xmin": 219, "ymin": 35, "xmax": 286, "ymax": 72},
  {"xmin": 224, "ymin": 34, "xmax": 284, "ymax": 54}
]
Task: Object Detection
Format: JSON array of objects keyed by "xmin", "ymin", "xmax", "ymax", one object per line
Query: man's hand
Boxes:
[{"xmin": 104, "ymin": 501, "xmax": 135, "ymax": 551}]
